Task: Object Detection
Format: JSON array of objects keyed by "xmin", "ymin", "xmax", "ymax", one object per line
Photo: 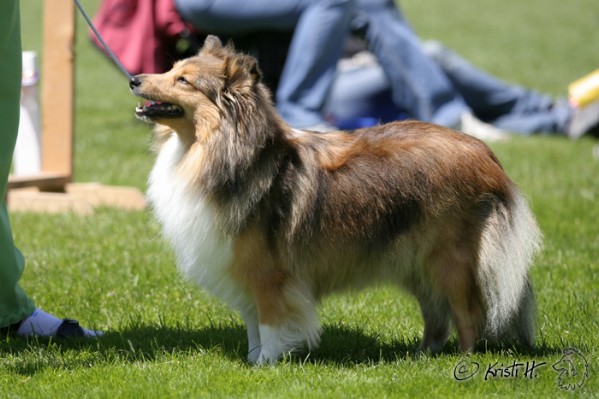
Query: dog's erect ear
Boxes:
[
  {"xmin": 200, "ymin": 35, "xmax": 223, "ymax": 55},
  {"xmin": 224, "ymin": 54, "xmax": 263, "ymax": 91},
  {"xmin": 238, "ymin": 54, "xmax": 262, "ymax": 83},
  {"xmin": 199, "ymin": 35, "xmax": 262, "ymax": 90}
]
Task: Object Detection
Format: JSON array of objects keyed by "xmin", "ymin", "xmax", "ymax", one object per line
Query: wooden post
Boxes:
[
  {"xmin": 8, "ymin": 0, "xmax": 74, "ymax": 191},
  {"xmin": 40, "ymin": 0, "xmax": 75, "ymax": 183},
  {"xmin": 7, "ymin": 0, "xmax": 146, "ymax": 214}
]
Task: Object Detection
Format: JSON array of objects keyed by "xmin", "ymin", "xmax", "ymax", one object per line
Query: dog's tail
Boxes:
[{"xmin": 478, "ymin": 190, "xmax": 542, "ymax": 346}]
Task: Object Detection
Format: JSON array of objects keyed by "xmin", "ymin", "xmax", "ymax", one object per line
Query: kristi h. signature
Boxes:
[
  {"xmin": 454, "ymin": 359, "xmax": 546, "ymax": 381},
  {"xmin": 453, "ymin": 348, "xmax": 589, "ymax": 391}
]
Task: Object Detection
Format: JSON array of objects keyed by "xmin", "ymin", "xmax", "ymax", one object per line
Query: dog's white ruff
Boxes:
[
  {"xmin": 147, "ymin": 133, "xmax": 323, "ymax": 364},
  {"xmin": 147, "ymin": 133, "xmax": 253, "ymax": 315}
]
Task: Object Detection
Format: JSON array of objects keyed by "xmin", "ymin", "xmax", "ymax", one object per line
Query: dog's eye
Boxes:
[{"xmin": 177, "ymin": 76, "xmax": 190, "ymax": 85}]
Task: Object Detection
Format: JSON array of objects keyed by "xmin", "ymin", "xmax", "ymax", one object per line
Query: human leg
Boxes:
[
  {"xmin": 492, "ymin": 108, "xmax": 571, "ymax": 135},
  {"xmin": 325, "ymin": 56, "xmax": 406, "ymax": 128},
  {"xmin": 276, "ymin": 0, "xmax": 354, "ymax": 128},
  {"xmin": 354, "ymin": 0, "xmax": 468, "ymax": 127},
  {"xmin": 0, "ymin": 210, "xmax": 36, "ymax": 329},
  {"xmin": 424, "ymin": 41, "xmax": 572, "ymax": 134},
  {"xmin": 0, "ymin": 1, "xmax": 100, "ymax": 337},
  {"xmin": 0, "ymin": 0, "xmax": 37, "ymax": 329}
]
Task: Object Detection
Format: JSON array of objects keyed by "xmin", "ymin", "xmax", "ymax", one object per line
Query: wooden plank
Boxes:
[
  {"xmin": 40, "ymin": 0, "xmax": 75, "ymax": 178},
  {"xmin": 7, "ymin": 183, "xmax": 147, "ymax": 214},
  {"xmin": 8, "ymin": 172, "xmax": 71, "ymax": 191},
  {"xmin": 8, "ymin": 189, "xmax": 94, "ymax": 216},
  {"xmin": 66, "ymin": 183, "xmax": 147, "ymax": 210}
]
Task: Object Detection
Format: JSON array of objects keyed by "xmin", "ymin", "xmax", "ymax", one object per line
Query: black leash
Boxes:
[{"xmin": 73, "ymin": 0, "xmax": 133, "ymax": 80}]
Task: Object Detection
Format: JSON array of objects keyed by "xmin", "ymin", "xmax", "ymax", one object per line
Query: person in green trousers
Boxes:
[{"xmin": 0, "ymin": 0, "xmax": 100, "ymax": 338}]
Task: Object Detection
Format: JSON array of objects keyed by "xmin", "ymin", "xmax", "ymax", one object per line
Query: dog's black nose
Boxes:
[{"xmin": 129, "ymin": 76, "xmax": 142, "ymax": 89}]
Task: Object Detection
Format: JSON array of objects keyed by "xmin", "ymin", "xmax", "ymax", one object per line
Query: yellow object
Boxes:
[{"xmin": 569, "ymin": 68, "xmax": 599, "ymax": 107}]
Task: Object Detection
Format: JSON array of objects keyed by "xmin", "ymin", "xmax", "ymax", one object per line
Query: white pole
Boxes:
[{"xmin": 13, "ymin": 51, "xmax": 42, "ymax": 176}]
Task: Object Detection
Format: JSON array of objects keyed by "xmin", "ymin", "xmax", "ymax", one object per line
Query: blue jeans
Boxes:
[
  {"xmin": 353, "ymin": 0, "xmax": 572, "ymax": 134},
  {"xmin": 353, "ymin": 0, "xmax": 467, "ymax": 127},
  {"xmin": 424, "ymin": 41, "xmax": 572, "ymax": 134},
  {"xmin": 325, "ymin": 60, "xmax": 407, "ymax": 128},
  {"xmin": 174, "ymin": 0, "xmax": 354, "ymax": 129}
]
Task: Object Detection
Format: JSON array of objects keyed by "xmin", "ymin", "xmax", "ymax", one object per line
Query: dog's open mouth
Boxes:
[{"xmin": 135, "ymin": 100, "xmax": 184, "ymax": 119}]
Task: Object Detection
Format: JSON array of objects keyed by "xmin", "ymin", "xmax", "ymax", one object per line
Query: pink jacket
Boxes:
[{"xmin": 90, "ymin": 0, "xmax": 196, "ymax": 74}]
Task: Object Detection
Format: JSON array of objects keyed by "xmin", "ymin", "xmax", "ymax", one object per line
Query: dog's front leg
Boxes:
[
  {"xmin": 251, "ymin": 278, "xmax": 321, "ymax": 365},
  {"xmin": 240, "ymin": 307, "xmax": 261, "ymax": 364},
  {"xmin": 256, "ymin": 324, "xmax": 286, "ymax": 365}
]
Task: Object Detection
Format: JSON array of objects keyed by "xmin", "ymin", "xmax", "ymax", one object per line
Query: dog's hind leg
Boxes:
[
  {"xmin": 427, "ymin": 241, "xmax": 485, "ymax": 352},
  {"xmin": 418, "ymin": 296, "xmax": 451, "ymax": 353},
  {"xmin": 510, "ymin": 278, "xmax": 536, "ymax": 349},
  {"xmin": 447, "ymin": 283, "xmax": 484, "ymax": 352}
]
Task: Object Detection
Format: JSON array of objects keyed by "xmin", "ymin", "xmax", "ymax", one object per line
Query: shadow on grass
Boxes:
[{"xmin": 0, "ymin": 323, "xmax": 566, "ymax": 374}]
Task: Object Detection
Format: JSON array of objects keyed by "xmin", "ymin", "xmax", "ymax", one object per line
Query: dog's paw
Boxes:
[
  {"xmin": 247, "ymin": 346, "xmax": 262, "ymax": 364},
  {"xmin": 253, "ymin": 349, "xmax": 280, "ymax": 366}
]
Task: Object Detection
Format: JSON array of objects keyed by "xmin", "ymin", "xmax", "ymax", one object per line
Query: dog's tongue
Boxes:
[{"xmin": 136, "ymin": 99, "xmax": 184, "ymax": 118}]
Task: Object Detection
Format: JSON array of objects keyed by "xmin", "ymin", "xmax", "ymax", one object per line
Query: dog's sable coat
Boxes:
[{"xmin": 131, "ymin": 36, "xmax": 542, "ymax": 364}]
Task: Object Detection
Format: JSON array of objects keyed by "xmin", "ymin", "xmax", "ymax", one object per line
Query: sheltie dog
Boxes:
[{"xmin": 130, "ymin": 35, "xmax": 542, "ymax": 364}]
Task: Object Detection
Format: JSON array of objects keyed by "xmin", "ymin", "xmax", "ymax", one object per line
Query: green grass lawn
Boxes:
[{"xmin": 2, "ymin": 0, "xmax": 598, "ymax": 397}]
